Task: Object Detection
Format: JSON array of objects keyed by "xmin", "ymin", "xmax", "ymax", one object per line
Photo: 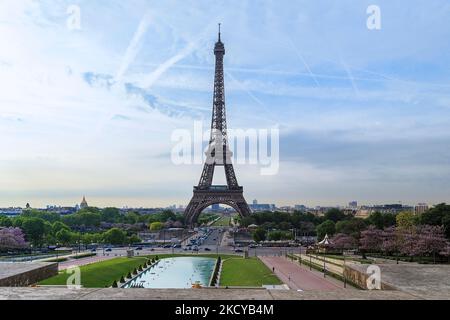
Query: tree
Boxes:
[
  {"xmin": 335, "ymin": 218, "xmax": 367, "ymax": 238},
  {"xmin": 21, "ymin": 209, "xmax": 60, "ymax": 223},
  {"xmin": 380, "ymin": 227, "xmax": 400, "ymax": 255},
  {"xmin": 124, "ymin": 212, "xmax": 140, "ymax": 224},
  {"xmin": 103, "ymin": 228, "xmax": 126, "ymax": 245},
  {"xmin": 149, "ymin": 222, "xmax": 164, "ymax": 231},
  {"xmin": 414, "ymin": 225, "xmax": 449, "ymax": 263},
  {"xmin": 52, "ymin": 221, "xmax": 70, "ymax": 234},
  {"xmin": 0, "ymin": 227, "xmax": 28, "ymax": 251},
  {"xmin": 56, "ymin": 229, "xmax": 73, "ymax": 246},
  {"xmin": 77, "ymin": 211, "xmax": 102, "ymax": 227},
  {"xmin": 82, "ymin": 233, "xmax": 94, "ymax": 246},
  {"xmin": 240, "ymin": 216, "xmax": 256, "ymax": 228},
  {"xmin": 160, "ymin": 210, "xmax": 176, "ymax": 222},
  {"xmin": 21, "ymin": 217, "xmax": 46, "ymax": 247},
  {"xmin": 396, "ymin": 211, "xmax": 418, "ymax": 230},
  {"xmin": 101, "ymin": 207, "xmax": 121, "ymax": 223},
  {"xmin": 316, "ymin": 220, "xmax": 335, "ymax": 240},
  {"xmin": 359, "ymin": 226, "xmax": 383, "ymax": 256},
  {"xmin": 331, "ymin": 233, "xmax": 357, "ymax": 251},
  {"xmin": 324, "ymin": 208, "xmax": 347, "ymax": 223},
  {"xmin": 298, "ymin": 221, "xmax": 315, "ymax": 235},
  {"xmin": 267, "ymin": 230, "xmax": 292, "ymax": 241},
  {"xmin": 420, "ymin": 203, "xmax": 450, "ymax": 239},
  {"xmin": 252, "ymin": 228, "xmax": 266, "ymax": 242},
  {"xmin": 0, "ymin": 215, "xmax": 13, "ymax": 227},
  {"xmin": 128, "ymin": 234, "xmax": 141, "ymax": 245},
  {"xmin": 366, "ymin": 211, "xmax": 396, "ymax": 229}
]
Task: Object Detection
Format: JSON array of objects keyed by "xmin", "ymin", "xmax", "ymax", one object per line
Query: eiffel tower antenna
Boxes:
[{"xmin": 184, "ymin": 27, "xmax": 251, "ymax": 227}]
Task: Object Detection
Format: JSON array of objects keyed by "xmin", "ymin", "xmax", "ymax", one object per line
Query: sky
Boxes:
[{"xmin": 1, "ymin": 0, "xmax": 450, "ymax": 208}]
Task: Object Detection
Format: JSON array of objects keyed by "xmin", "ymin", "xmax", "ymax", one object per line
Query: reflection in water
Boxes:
[{"xmin": 123, "ymin": 257, "xmax": 216, "ymax": 289}]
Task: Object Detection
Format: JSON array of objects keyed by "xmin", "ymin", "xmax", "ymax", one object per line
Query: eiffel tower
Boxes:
[{"xmin": 184, "ymin": 25, "xmax": 251, "ymax": 226}]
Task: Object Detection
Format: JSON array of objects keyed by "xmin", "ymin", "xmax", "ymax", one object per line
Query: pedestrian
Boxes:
[{"xmin": 272, "ymin": 267, "xmax": 275, "ymax": 272}]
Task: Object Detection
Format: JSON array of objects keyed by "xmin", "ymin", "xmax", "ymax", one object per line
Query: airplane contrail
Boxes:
[
  {"xmin": 287, "ymin": 38, "xmax": 320, "ymax": 88},
  {"xmin": 115, "ymin": 12, "xmax": 153, "ymax": 84},
  {"xmin": 140, "ymin": 17, "xmax": 223, "ymax": 90}
]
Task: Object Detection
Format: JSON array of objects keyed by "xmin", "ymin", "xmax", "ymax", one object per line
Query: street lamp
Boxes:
[
  {"xmin": 343, "ymin": 254, "xmax": 347, "ymax": 288},
  {"xmin": 309, "ymin": 254, "xmax": 312, "ymax": 271}
]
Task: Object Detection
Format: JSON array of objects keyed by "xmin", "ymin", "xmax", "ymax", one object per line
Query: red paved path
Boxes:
[{"xmin": 260, "ymin": 256, "xmax": 343, "ymax": 291}]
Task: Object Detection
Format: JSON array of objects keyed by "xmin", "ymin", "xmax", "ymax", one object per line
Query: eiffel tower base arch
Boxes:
[{"xmin": 185, "ymin": 188, "xmax": 251, "ymax": 227}]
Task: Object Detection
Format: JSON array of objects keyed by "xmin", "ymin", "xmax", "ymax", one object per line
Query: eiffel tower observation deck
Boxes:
[{"xmin": 184, "ymin": 25, "xmax": 251, "ymax": 227}]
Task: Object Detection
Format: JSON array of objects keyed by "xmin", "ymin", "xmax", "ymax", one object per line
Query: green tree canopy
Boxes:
[
  {"xmin": 252, "ymin": 228, "xmax": 267, "ymax": 242},
  {"xmin": 21, "ymin": 217, "xmax": 46, "ymax": 247},
  {"xmin": 56, "ymin": 229, "xmax": 73, "ymax": 246},
  {"xmin": 316, "ymin": 220, "xmax": 336, "ymax": 240},
  {"xmin": 335, "ymin": 218, "xmax": 367, "ymax": 238},
  {"xmin": 396, "ymin": 211, "xmax": 419, "ymax": 230},
  {"xmin": 103, "ymin": 228, "xmax": 127, "ymax": 245},
  {"xmin": 366, "ymin": 211, "xmax": 396, "ymax": 229},
  {"xmin": 324, "ymin": 208, "xmax": 348, "ymax": 223},
  {"xmin": 149, "ymin": 222, "xmax": 164, "ymax": 231},
  {"xmin": 101, "ymin": 207, "xmax": 121, "ymax": 223}
]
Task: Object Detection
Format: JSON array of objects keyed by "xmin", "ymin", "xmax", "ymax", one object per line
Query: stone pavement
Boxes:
[
  {"xmin": 0, "ymin": 262, "xmax": 58, "ymax": 287},
  {"xmin": 349, "ymin": 263, "xmax": 450, "ymax": 299},
  {"xmin": 0, "ymin": 287, "xmax": 421, "ymax": 300}
]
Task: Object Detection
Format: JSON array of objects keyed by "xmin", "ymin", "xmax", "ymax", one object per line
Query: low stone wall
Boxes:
[
  {"xmin": 0, "ymin": 263, "xmax": 58, "ymax": 287},
  {"xmin": 343, "ymin": 264, "xmax": 396, "ymax": 290}
]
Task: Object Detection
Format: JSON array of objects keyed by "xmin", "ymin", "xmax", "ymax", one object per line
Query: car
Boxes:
[
  {"xmin": 105, "ymin": 248, "xmax": 112, "ymax": 252},
  {"xmin": 234, "ymin": 249, "xmax": 243, "ymax": 253},
  {"xmin": 163, "ymin": 244, "xmax": 172, "ymax": 248},
  {"xmin": 173, "ymin": 244, "xmax": 181, "ymax": 248},
  {"xmin": 204, "ymin": 248, "xmax": 211, "ymax": 251},
  {"xmin": 135, "ymin": 247, "xmax": 143, "ymax": 251},
  {"xmin": 150, "ymin": 248, "xmax": 155, "ymax": 251},
  {"xmin": 248, "ymin": 244, "xmax": 256, "ymax": 248},
  {"xmin": 90, "ymin": 248, "xmax": 97, "ymax": 252},
  {"xmin": 193, "ymin": 246, "xmax": 199, "ymax": 251}
]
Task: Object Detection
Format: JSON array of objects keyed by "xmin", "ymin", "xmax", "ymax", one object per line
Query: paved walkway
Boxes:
[
  {"xmin": 260, "ymin": 256, "xmax": 343, "ymax": 291},
  {"xmin": 58, "ymin": 255, "xmax": 116, "ymax": 271}
]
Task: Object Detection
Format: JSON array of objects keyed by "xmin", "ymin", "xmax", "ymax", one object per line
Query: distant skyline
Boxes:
[{"xmin": 1, "ymin": 1, "xmax": 450, "ymax": 208}]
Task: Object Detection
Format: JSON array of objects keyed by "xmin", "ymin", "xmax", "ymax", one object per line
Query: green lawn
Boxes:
[
  {"xmin": 220, "ymin": 257, "xmax": 282, "ymax": 287},
  {"xmin": 39, "ymin": 256, "xmax": 149, "ymax": 288},
  {"xmin": 212, "ymin": 216, "xmax": 231, "ymax": 226}
]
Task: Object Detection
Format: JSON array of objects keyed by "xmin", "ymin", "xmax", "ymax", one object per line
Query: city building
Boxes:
[
  {"xmin": 80, "ymin": 196, "xmax": 88, "ymax": 209},
  {"xmin": 348, "ymin": 201, "xmax": 358, "ymax": 208},
  {"xmin": 0, "ymin": 207, "xmax": 23, "ymax": 216},
  {"xmin": 249, "ymin": 200, "xmax": 276, "ymax": 212},
  {"xmin": 414, "ymin": 203, "xmax": 429, "ymax": 215}
]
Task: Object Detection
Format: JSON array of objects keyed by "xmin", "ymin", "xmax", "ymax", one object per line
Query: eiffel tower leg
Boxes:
[{"xmin": 184, "ymin": 190, "xmax": 251, "ymax": 227}]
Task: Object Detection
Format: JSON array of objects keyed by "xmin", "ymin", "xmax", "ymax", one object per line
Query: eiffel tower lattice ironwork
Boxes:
[{"xmin": 184, "ymin": 25, "xmax": 251, "ymax": 226}]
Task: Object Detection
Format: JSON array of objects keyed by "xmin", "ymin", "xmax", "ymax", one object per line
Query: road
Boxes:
[{"xmin": 260, "ymin": 256, "xmax": 345, "ymax": 291}]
